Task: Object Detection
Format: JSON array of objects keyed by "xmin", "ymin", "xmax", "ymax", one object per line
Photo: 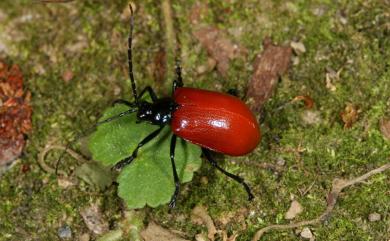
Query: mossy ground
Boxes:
[{"xmin": 0, "ymin": 0, "xmax": 389, "ymax": 240}]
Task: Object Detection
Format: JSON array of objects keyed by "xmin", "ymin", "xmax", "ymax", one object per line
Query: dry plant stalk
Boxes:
[
  {"xmin": 38, "ymin": 144, "xmax": 87, "ymax": 176},
  {"xmin": 252, "ymin": 161, "xmax": 390, "ymax": 241}
]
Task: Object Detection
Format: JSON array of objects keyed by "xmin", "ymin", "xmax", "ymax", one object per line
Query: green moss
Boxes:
[{"xmin": 0, "ymin": 0, "xmax": 389, "ymax": 240}]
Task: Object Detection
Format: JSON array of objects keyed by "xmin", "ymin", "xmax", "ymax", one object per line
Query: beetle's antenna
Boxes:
[
  {"xmin": 55, "ymin": 108, "xmax": 137, "ymax": 175},
  {"xmin": 173, "ymin": 3, "xmax": 183, "ymax": 89},
  {"xmin": 175, "ymin": 58, "xmax": 183, "ymax": 87},
  {"xmin": 128, "ymin": 4, "xmax": 138, "ymax": 105}
]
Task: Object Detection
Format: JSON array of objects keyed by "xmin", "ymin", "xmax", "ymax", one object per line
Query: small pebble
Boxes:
[
  {"xmin": 292, "ymin": 56, "xmax": 300, "ymax": 66},
  {"xmin": 195, "ymin": 233, "xmax": 209, "ymax": 241},
  {"xmin": 276, "ymin": 157, "xmax": 286, "ymax": 166},
  {"xmin": 79, "ymin": 233, "xmax": 90, "ymax": 241},
  {"xmin": 196, "ymin": 64, "xmax": 208, "ymax": 74},
  {"xmin": 113, "ymin": 85, "xmax": 121, "ymax": 96},
  {"xmin": 301, "ymin": 110, "xmax": 321, "ymax": 125},
  {"xmin": 311, "ymin": 5, "xmax": 327, "ymax": 16},
  {"xmin": 285, "ymin": 200, "xmax": 303, "ymax": 220},
  {"xmin": 300, "ymin": 227, "xmax": 313, "ymax": 239},
  {"xmin": 290, "ymin": 41, "xmax": 306, "ymax": 55},
  {"xmin": 339, "ymin": 16, "xmax": 348, "ymax": 25},
  {"xmin": 200, "ymin": 176, "xmax": 208, "ymax": 185},
  {"xmin": 368, "ymin": 212, "xmax": 381, "ymax": 222},
  {"xmin": 80, "ymin": 203, "xmax": 109, "ymax": 235},
  {"xmin": 58, "ymin": 225, "xmax": 72, "ymax": 239}
]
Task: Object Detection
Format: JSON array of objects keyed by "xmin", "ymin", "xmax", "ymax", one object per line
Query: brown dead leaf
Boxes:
[
  {"xmin": 292, "ymin": 95, "xmax": 314, "ymax": 109},
  {"xmin": 379, "ymin": 118, "xmax": 390, "ymax": 141},
  {"xmin": 217, "ymin": 207, "xmax": 248, "ymax": 230},
  {"xmin": 141, "ymin": 222, "xmax": 190, "ymax": 241},
  {"xmin": 246, "ymin": 38, "xmax": 292, "ymax": 111},
  {"xmin": 0, "ymin": 60, "xmax": 32, "ymax": 166},
  {"xmin": 285, "ymin": 200, "xmax": 303, "ymax": 220},
  {"xmin": 189, "ymin": 2, "xmax": 247, "ymax": 77},
  {"xmin": 340, "ymin": 103, "xmax": 358, "ymax": 128},
  {"xmin": 191, "ymin": 205, "xmax": 217, "ymax": 241},
  {"xmin": 193, "ymin": 26, "xmax": 247, "ymax": 77}
]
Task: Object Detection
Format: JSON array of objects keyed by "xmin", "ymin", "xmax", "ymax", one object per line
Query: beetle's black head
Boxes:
[
  {"xmin": 136, "ymin": 101, "xmax": 153, "ymax": 121},
  {"xmin": 136, "ymin": 98, "xmax": 176, "ymax": 125}
]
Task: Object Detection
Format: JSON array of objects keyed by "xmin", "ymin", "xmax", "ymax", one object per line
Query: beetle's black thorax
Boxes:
[{"xmin": 137, "ymin": 97, "xmax": 177, "ymax": 125}]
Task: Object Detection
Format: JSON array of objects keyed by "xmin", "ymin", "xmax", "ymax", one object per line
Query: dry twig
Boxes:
[
  {"xmin": 38, "ymin": 144, "xmax": 87, "ymax": 176},
  {"xmin": 252, "ymin": 161, "xmax": 390, "ymax": 241}
]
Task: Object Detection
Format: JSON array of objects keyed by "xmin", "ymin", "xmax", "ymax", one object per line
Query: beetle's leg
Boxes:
[
  {"xmin": 202, "ymin": 148, "xmax": 254, "ymax": 201},
  {"xmin": 139, "ymin": 86, "xmax": 158, "ymax": 102},
  {"xmin": 168, "ymin": 134, "xmax": 180, "ymax": 208},
  {"xmin": 112, "ymin": 126, "xmax": 164, "ymax": 171},
  {"xmin": 172, "ymin": 59, "xmax": 183, "ymax": 94}
]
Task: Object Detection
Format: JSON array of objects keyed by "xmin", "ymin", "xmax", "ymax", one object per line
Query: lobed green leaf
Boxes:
[{"xmin": 88, "ymin": 104, "xmax": 202, "ymax": 208}]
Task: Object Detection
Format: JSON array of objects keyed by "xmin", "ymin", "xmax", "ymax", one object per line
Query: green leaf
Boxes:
[{"xmin": 88, "ymin": 104, "xmax": 202, "ymax": 208}]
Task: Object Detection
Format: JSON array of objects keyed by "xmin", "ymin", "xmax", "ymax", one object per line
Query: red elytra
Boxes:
[{"xmin": 172, "ymin": 87, "xmax": 261, "ymax": 156}]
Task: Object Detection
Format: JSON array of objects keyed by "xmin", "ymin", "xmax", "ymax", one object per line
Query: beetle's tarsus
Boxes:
[
  {"xmin": 168, "ymin": 184, "xmax": 180, "ymax": 208},
  {"xmin": 247, "ymin": 188, "xmax": 255, "ymax": 201},
  {"xmin": 168, "ymin": 197, "xmax": 176, "ymax": 208}
]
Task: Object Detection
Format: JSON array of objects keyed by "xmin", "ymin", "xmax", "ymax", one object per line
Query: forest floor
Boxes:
[{"xmin": 0, "ymin": 0, "xmax": 389, "ymax": 240}]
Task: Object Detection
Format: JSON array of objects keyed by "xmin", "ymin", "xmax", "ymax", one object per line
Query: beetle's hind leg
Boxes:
[
  {"xmin": 112, "ymin": 126, "xmax": 164, "ymax": 171},
  {"xmin": 168, "ymin": 134, "xmax": 180, "ymax": 208},
  {"xmin": 202, "ymin": 148, "xmax": 254, "ymax": 201}
]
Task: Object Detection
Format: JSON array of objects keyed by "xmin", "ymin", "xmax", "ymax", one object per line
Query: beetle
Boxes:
[{"xmin": 95, "ymin": 5, "xmax": 261, "ymax": 208}]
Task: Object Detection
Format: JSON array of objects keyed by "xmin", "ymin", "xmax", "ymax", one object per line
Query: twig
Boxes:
[
  {"xmin": 38, "ymin": 144, "xmax": 88, "ymax": 176},
  {"xmin": 161, "ymin": 0, "xmax": 178, "ymax": 83},
  {"xmin": 252, "ymin": 161, "xmax": 390, "ymax": 241},
  {"xmin": 161, "ymin": 0, "xmax": 176, "ymax": 56}
]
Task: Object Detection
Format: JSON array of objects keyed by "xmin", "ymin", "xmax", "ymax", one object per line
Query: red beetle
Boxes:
[
  {"xmin": 172, "ymin": 87, "xmax": 260, "ymax": 156},
  {"xmin": 102, "ymin": 6, "xmax": 260, "ymax": 208}
]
